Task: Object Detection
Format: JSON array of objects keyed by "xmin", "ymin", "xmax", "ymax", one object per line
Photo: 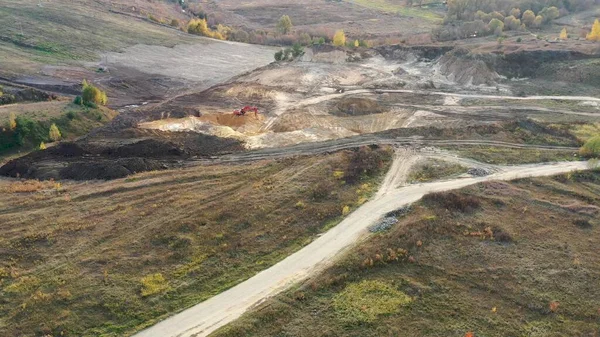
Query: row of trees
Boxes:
[
  {"xmin": 447, "ymin": 0, "xmax": 596, "ymax": 22},
  {"xmin": 2, "ymin": 113, "xmax": 61, "ymax": 152}
]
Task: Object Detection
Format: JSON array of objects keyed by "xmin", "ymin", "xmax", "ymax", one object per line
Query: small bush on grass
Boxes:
[
  {"xmin": 422, "ymin": 191, "xmax": 481, "ymax": 213},
  {"xmin": 140, "ymin": 273, "xmax": 169, "ymax": 297},
  {"xmin": 333, "ymin": 280, "xmax": 412, "ymax": 324}
]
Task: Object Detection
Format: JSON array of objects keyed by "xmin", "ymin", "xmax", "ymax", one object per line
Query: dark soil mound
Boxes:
[{"xmin": 333, "ymin": 97, "xmax": 385, "ymax": 117}]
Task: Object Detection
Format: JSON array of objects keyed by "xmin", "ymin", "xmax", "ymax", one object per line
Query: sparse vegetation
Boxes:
[{"xmin": 408, "ymin": 159, "xmax": 467, "ymax": 183}]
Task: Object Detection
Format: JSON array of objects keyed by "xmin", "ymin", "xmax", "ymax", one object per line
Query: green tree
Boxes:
[
  {"xmin": 333, "ymin": 30, "xmax": 346, "ymax": 47},
  {"xmin": 49, "ymin": 123, "xmax": 61, "ymax": 142},
  {"xmin": 274, "ymin": 50, "xmax": 284, "ymax": 61},
  {"xmin": 8, "ymin": 112, "xmax": 16, "ymax": 130},
  {"xmin": 277, "ymin": 15, "xmax": 293, "ymax": 34},
  {"xmin": 291, "ymin": 43, "xmax": 304, "ymax": 57}
]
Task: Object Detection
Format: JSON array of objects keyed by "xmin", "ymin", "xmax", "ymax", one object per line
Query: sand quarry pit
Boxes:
[{"xmin": 135, "ymin": 48, "xmax": 545, "ymax": 149}]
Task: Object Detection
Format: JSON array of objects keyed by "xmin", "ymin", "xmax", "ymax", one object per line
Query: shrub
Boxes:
[
  {"xmin": 274, "ymin": 50, "xmax": 284, "ymax": 61},
  {"xmin": 311, "ymin": 181, "xmax": 334, "ymax": 201},
  {"xmin": 516, "ymin": 37, "xmax": 522, "ymax": 42},
  {"xmin": 422, "ymin": 191, "xmax": 481, "ymax": 213},
  {"xmin": 580, "ymin": 136, "xmax": 600, "ymax": 157},
  {"xmin": 533, "ymin": 15, "xmax": 543, "ymax": 27},
  {"xmin": 333, "ymin": 280, "xmax": 412, "ymax": 324},
  {"xmin": 170, "ymin": 19, "xmax": 180, "ymax": 27},
  {"xmin": 344, "ymin": 147, "xmax": 386, "ymax": 184},
  {"xmin": 73, "ymin": 95, "xmax": 82, "ymax": 105},
  {"xmin": 140, "ymin": 273, "xmax": 169, "ymax": 297},
  {"xmin": 291, "ymin": 43, "xmax": 304, "ymax": 57},
  {"xmin": 333, "ymin": 30, "xmax": 346, "ymax": 47},
  {"xmin": 39, "ymin": 142, "xmax": 46, "ymax": 150}
]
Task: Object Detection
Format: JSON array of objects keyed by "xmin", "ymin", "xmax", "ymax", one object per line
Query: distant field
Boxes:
[
  {"xmin": 0, "ymin": 147, "xmax": 391, "ymax": 336},
  {"xmin": 215, "ymin": 170, "xmax": 600, "ymax": 337},
  {"xmin": 0, "ymin": 0, "xmax": 199, "ymax": 75},
  {"xmin": 349, "ymin": 0, "xmax": 443, "ymax": 20}
]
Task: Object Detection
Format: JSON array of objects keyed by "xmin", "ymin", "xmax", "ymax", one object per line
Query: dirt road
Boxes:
[{"xmin": 133, "ymin": 158, "xmax": 589, "ymax": 337}]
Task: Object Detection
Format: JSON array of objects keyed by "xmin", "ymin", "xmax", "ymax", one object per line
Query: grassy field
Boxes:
[
  {"xmin": 348, "ymin": 0, "xmax": 443, "ymax": 20},
  {"xmin": 440, "ymin": 146, "xmax": 581, "ymax": 165},
  {"xmin": 215, "ymin": 170, "xmax": 600, "ymax": 337},
  {"xmin": 0, "ymin": 0, "xmax": 198, "ymax": 75},
  {"xmin": 0, "ymin": 146, "xmax": 391, "ymax": 336}
]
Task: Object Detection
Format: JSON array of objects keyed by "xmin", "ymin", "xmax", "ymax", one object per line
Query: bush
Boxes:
[
  {"xmin": 580, "ymin": 136, "xmax": 600, "ymax": 158},
  {"xmin": 344, "ymin": 147, "xmax": 386, "ymax": 184},
  {"xmin": 274, "ymin": 50, "xmax": 284, "ymax": 61},
  {"xmin": 73, "ymin": 95, "xmax": 82, "ymax": 105},
  {"xmin": 422, "ymin": 191, "xmax": 481, "ymax": 213}
]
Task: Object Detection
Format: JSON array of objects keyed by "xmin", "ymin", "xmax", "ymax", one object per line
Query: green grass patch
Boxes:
[{"xmin": 333, "ymin": 280, "xmax": 412, "ymax": 324}]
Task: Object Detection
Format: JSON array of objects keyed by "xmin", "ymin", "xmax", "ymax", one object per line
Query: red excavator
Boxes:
[{"xmin": 233, "ymin": 106, "xmax": 259, "ymax": 117}]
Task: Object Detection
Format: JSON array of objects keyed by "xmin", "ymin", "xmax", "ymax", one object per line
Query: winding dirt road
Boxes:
[{"xmin": 133, "ymin": 156, "xmax": 589, "ymax": 337}]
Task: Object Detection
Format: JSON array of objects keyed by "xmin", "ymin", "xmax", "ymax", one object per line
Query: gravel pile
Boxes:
[
  {"xmin": 468, "ymin": 167, "xmax": 491, "ymax": 177},
  {"xmin": 369, "ymin": 216, "xmax": 399, "ymax": 233}
]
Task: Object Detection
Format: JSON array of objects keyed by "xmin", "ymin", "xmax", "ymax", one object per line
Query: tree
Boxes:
[
  {"xmin": 8, "ymin": 112, "xmax": 16, "ymax": 130},
  {"xmin": 522, "ymin": 10, "xmax": 535, "ymax": 27},
  {"xmin": 277, "ymin": 15, "xmax": 293, "ymax": 34},
  {"xmin": 488, "ymin": 18, "xmax": 504, "ymax": 34},
  {"xmin": 533, "ymin": 15, "xmax": 543, "ymax": 27},
  {"xmin": 560, "ymin": 27, "xmax": 568, "ymax": 39},
  {"xmin": 333, "ymin": 30, "xmax": 346, "ymax": 47},
  {"xmin": 587, "ymin": 19, "xmax": 600, "ymax": 41},
  {"xmin": 39, "ymin": 142, "xmax": 46, "ymax": 150},
  {"xmin": 82, "ymin": 82, "xmax": 108, "ymax": 106},
  {"xmin": 510, "ymin": 8, "xmax": 521, "ymax": 18},
  {"xmin": 354, "ymin": 39, "xmax": 359, "ymax": 48},
  {"xmin": 539, "ymin": 6, "xmax": 559, "ymax": 23},
  {"xmin": 504, "ymin": 16, "xmax": 521, "ymax": 30},
  {"xmin": 49, "ymin": 123, "xmax": 61, "ymax": 142}
]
